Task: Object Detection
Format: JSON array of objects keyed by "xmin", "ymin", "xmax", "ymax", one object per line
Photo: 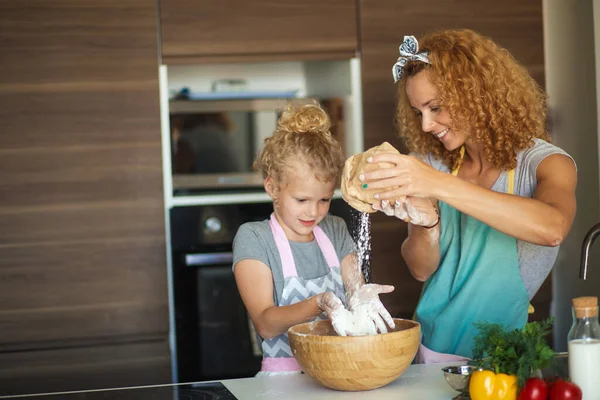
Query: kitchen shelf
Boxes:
[{"xmin": 169, "ymin": 98, "xmax": 306, "ymax": 113}]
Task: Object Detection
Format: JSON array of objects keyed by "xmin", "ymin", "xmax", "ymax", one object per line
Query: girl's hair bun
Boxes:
[
  {"xmin": 253, "ymin": 100, "xmax": 344, "ymax": 184},
  {"xmin": 277, "ymin": 102, "xmax": 331, "ymax": 136}
]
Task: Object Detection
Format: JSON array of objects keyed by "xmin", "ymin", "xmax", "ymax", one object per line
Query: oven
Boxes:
[
  {"xmin": 171, "ymin": 203, "xmax": 269, "ymax": 382},
  {"xmin": 170, "ymin": 199, "xmax": 353, "ymax": 383}
]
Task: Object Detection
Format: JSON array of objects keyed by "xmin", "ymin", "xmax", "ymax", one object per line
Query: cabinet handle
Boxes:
[{"xmin": 184, "ymin": 252, "xmax": 233, "ymax": 266}]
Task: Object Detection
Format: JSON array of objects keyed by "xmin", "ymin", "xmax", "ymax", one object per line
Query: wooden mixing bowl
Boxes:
[{"xmin": 288, "ymin": 318, "xmax": 420, "ymax": 391}]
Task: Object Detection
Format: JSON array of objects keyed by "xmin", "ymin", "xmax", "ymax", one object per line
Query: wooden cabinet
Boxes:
[
  {"xmin": 0, "ymin": 0, "xmax": 170, "ymax": 393},
  {"xmin": 159, "ymin": 0, "xmax": 358, "ymax": 63},
  {"xmin": 358, "ymin": 0, "xmax": 547, "ymax": 320},
  {"xmin": 0, "ymin": 341, "xmax": 171, "ymax": 396}
]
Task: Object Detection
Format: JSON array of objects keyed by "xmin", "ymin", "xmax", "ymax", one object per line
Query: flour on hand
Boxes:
[{"xmin": 331, "ymin": 304, "xmax": 380, "ymax": 336}]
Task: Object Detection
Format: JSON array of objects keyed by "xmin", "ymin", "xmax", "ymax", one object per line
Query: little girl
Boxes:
[{"xmin": 232, "ymin": 102, "xmax": 395, "ymax": 376}]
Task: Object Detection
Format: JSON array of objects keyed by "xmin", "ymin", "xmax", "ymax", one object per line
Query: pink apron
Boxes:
[{"xmin": 260, "ymin": 213, "xmax": 346, "ymax": 374}]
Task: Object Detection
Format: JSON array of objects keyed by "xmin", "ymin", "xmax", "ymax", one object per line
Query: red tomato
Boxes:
[
  {"xmin": 518, "ymin": 378, "xmax": 548, "ymax": 400},
  {"xmin": 549, "ymin": 379, "xmax": 583, "ymax": 400}
]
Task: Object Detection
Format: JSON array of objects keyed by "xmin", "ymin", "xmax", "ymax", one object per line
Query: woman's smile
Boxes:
[{"xmin": 435, "ymin": 128, "xmax": 449, "ymax": 140}]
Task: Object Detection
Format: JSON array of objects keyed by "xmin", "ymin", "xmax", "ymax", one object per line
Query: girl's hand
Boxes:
[
  {"xmin": 373, "ymin": 197, "xmax": 439, "ymax": 228},
  {"xmin": 317, "ymin": 292, "xmax": 344, "ymax": 316},
  {"xmin": 360, "ymin": 153, "xmax": 443, "ymax": 200},
  {"xmin": 346, "ymin": 283, "xmax": 395, "ymax": 334},
  {"xmin": 318, "ymin": 292, "xmax": 354, "ymax": 336}
]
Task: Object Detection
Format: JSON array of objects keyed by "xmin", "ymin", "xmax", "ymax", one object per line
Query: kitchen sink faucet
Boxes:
[{"xmin": 580, "ymin": 222, "xmax": 600, "ymax": 280}]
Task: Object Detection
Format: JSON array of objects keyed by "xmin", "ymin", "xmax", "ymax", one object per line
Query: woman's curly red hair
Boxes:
[{"xmin": 396, "ymin": 29, "xmax": 549, "ymax": 170}]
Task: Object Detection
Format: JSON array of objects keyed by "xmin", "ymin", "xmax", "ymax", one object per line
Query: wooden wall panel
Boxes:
[
  {"xmin": 0, "ymin": 92, "xmax": 161, "ymax": 149},
  {"xmin": 0, "ymin": 145, "xmax": 162, "ymax": 207},
  {"xmin": 0, "ymin": 2, "xmax": 159, "ymax": 83},
  {"xmin": 0, "ymin": 340, "xmax": 171, "ymax": 396},
  {"xmin": 0, "ymin": 237, "xmax": 168, "ymax": 348},
  {"xmin": 160, "ymin": 0, "xmax": 358, "ymax": 63},
  {"xmin": 359, "ymin": 0, "xmax": 546, "ymax": 317},
  {"xmin": 0, "ymin": 0, "xmax": 170, "ymax": 389},
  {"xmin": 0, "ymin": 201, "xmax": 164, "ymax": 244}
]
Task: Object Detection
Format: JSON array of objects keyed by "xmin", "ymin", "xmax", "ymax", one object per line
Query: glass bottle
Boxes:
[{"xmin": 568, "ymin": 296, "xmax": 600, "ymax": 400}]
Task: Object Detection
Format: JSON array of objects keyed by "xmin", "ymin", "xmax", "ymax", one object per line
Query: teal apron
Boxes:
[{"xmin": 414, "ymin": 149, "xmax": 529, "ymax": 360}]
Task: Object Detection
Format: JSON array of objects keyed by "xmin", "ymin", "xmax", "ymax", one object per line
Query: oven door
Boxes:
[{"xmin": 173, "ymin": 249, "xmax": 262, "ymax": 382}]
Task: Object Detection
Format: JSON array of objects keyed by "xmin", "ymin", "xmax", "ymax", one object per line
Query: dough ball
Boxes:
[{"xmin": 341, "ymin": 142, "xmax": 400, "ymax": 213}]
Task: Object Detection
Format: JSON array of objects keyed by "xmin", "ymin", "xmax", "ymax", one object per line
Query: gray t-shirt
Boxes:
[
  {"xmin": 232, "ymin": 214, "xmax": 355, "ymax": 305},
  {"xmin": 418, "ymin": 138, "xmax": 575, "ymax": 299}
]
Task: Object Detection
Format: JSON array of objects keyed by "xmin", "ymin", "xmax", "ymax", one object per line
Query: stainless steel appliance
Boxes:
[
  {"xmin": 171, "ymin": 203, "xmax": 269, "ymax": 382},
  {"xmin": 169, "ymin": 98, "xmax": 345, "ymax": 194}
]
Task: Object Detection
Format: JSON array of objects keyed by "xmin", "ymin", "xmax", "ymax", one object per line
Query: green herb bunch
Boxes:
[{"xmin": 471, "ymin": 319, "xmax": 556, "ymax": 388}]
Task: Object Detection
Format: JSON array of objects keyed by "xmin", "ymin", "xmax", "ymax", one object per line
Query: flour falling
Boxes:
[
  {"xmin": 330, "ymin": 210, "xmax": 395, "ymax": 336},
  {"xmin": 354, "ymin": 210, "xmax": 372, "ymax": 283}
]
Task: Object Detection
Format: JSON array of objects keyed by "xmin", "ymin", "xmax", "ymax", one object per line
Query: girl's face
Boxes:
[
  {"xmin": 406, "ymin": 70, "xmax": 468, "ymax": 151},
  {"xmin": 266, "ymin": 162, "xmax": 335, "ymax": 242}
]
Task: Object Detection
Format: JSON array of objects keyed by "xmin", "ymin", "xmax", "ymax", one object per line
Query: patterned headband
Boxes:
[{"xmin": 392, "ymin": 35, "xmax": 430, "ymax": 83}]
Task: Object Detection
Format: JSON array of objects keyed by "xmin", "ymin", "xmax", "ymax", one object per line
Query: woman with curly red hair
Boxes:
[{"xmin": 358, "ymin": 29, "xmax": 577, "ymax": 362}]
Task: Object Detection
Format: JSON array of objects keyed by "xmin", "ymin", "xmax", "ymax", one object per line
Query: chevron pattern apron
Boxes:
[
  {"xmin": 259, "ymin": 213, "xmax": 346, "ymax": 375},
  {"xmin": 415, "ymin": 148, "xmax": 529, "ymax": 363}
]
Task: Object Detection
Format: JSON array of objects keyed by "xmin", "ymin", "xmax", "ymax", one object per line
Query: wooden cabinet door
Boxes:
[
  {"xmin": 160, "ymin": 0, "xmax": 358, "ymax": 63},
  {"xmin": 0, "ymin": 0, "xmax": 168, "ymax": 349},
  {"xmin": 0, "ymin": 340, "xmax": 172, "ymax": 396},
  {"xmin": 358, "ymin": 0, "xmax": 545, "ymax": 319}
]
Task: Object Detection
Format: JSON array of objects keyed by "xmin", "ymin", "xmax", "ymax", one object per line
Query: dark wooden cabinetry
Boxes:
[
  {"xmin": 159, "ymin": 0, "xmax": 358, "ymax": 63},
  {"xmin": 358, "ymin": 1, "xmax": 548, "ymax": 320},
  {"xmin": 0, "ymin": 0, "xmax": 548, "ymax": 395},
  {"xmin": 0, "ymin": 341, "xmax": 171, "ymax": 395},
  {"xmin": 0, "ymin": 0, "xmax": 169, "ymax": 395}
]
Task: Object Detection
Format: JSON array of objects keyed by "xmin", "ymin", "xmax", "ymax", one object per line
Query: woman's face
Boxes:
[{"xmin": 406, "ymin": 70, "xmax": 468, "ymax": 151}]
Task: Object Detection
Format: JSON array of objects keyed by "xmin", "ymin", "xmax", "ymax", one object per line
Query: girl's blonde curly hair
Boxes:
[
  {"xmin": 396, "ymin": 29, "xmax": 550, "ymax": 170},
  {"xmin": 253, "ymin": 102, "xmax": 344, "ymax": 185}
]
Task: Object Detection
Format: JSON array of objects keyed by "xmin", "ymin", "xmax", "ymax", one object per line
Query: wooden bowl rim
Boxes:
[{"xmin": 288, "ymin": 317, "xmax": 420, "ymax": 340}]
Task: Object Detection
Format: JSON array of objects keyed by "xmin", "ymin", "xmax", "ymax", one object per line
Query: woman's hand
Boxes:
[
  {"xmin": 373, "ymin": 197, "xmax": 439, "ymax": 228},
  {"xmin": 359, "ymin": 153, "xmax": 444, "ymax": 200}
]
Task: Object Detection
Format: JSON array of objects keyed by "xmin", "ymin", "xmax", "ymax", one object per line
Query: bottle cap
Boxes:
[{"xmin": 572, "ymin": 296, "xmax": 599, "ymax": 318}]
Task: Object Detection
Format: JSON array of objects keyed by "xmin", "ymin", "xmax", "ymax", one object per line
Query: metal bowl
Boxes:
[{"xmin": 442, "ymin": 365, "xmax": 478, "ymax": 393}]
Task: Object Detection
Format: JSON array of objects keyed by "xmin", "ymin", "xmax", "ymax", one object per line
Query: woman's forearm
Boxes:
[
  {"xmin": 256, "ymin": 295, "xmax": 323, "ymax": 339},
  {"xmin": 433, "ymin": 173, "xmax": 573, "ymax": 246},
  {"xmin": 401, "ymin": 223, "xmax": 441, "ymax": 281}
]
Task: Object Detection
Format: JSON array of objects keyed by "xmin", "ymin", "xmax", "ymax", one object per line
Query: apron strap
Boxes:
[
  {"xmin": 269, "ymin": 213, "xmax": 298, "ymax": 278},
  {"xmin": 312, "ymin": 225, "xmax": 339, "ymax": 268},
  {"xmin": 261, "ymin": 357, "xmax": 302, "ymax": 372},
  {"xmin": 507, "ymin": 169, "xmax": 515, "ymax": 195},
  {"xmin": 451, "ymin": 146, "xmax": 466, "ymax": 176},
  {"xmin": 269, "ymin": 213, "xmax": 340, "ymax": 278}
]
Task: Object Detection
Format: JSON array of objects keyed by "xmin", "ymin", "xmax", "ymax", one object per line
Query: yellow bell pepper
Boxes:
[{"xmin": 469, "ymin": 370, "xmax": 518, "ymax": 400}]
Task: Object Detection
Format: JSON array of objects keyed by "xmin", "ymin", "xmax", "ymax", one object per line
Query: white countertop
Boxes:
[
  {"xmin": 0, "ymin": 362, "xmax": 462, "ymax": 399},
  {"xmin": 223, "ymin": 362, "xmax": 462, "ymax": 399}
]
